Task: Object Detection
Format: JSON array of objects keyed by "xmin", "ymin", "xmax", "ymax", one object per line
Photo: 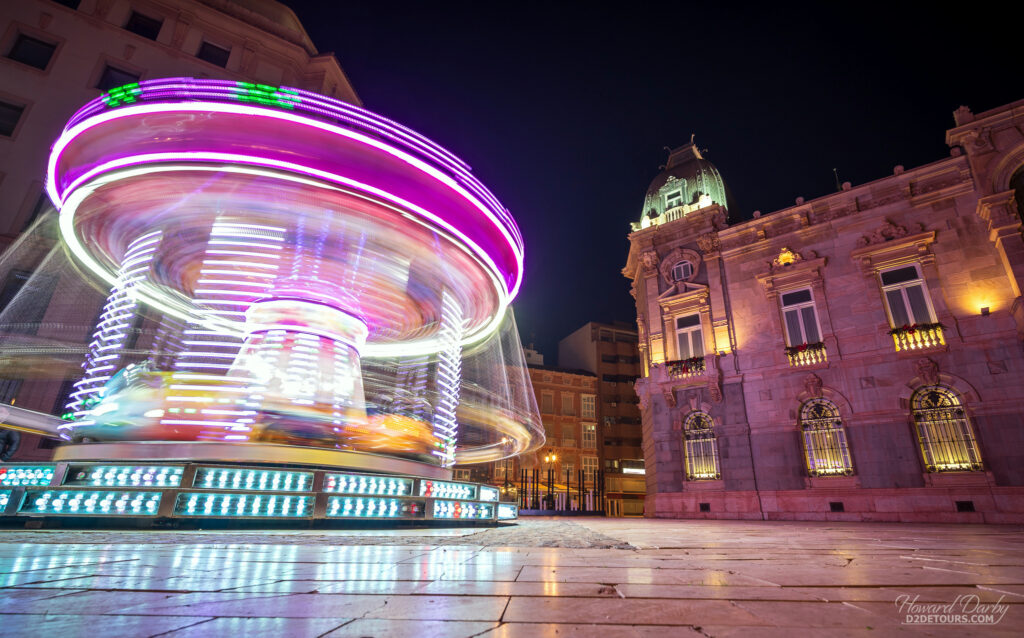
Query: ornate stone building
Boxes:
[{"xmin": 624, "ymin": 100, "xmax": 1024, "ymax": 523}]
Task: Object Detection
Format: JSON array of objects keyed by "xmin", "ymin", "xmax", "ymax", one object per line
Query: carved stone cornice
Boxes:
[
  {"xmin": 850, "ymin": 230, "xmax": 936, "ymax": 276},
  {"xmin": 952, "ymin": 127, "xmax": 996, "ymax": 155},
  {"xmin": 657, "ymin": 284, "xmax": 710, "ymax": 313},
  {"xmin": 639, "ymin": 250, "xmax": 659, "ymax": 275},
  {"xmin": 697, "ymin": 232, "xmax": 720, "ymax": 254},
  {"xmin": 855, "ymin": 220, "xmax": 924, "ymax": 247},
  {"xmin": 977, "ymin": 190, "xmax": 1021, "ymax": 236},
  {"xmin": 755, "ymin": 256, "xmax": 827, "ymax": 296}
]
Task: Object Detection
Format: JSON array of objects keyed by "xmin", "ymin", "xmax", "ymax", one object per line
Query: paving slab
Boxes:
[{"xmin": 1, "ymin": 517, "xmax": 1022, "ymax": 635}]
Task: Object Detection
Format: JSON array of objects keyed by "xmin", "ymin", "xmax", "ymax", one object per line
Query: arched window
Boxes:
[
  {"xmin": 682, "ymin": 411, "xmax": 720, "ymax": 480},
  {"xmin": 911, "ymin": 386, "xmax": 983, "ymax": 472},
  {"xmin": 799, "ymin": 399, "xmax": 853, "ymax": 476},
  {"xmin": 671, "ymin": 260, "xmax": 694, "ymax": 282}
]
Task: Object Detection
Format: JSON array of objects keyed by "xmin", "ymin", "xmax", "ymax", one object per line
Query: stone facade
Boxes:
[
  {"xmin": 0, "ymin": 0, "xmax": 358, "ymax": 246},
  {"xmin": 624, "ymin": 99, "xmax": 1024, "ymax": 523},
  {"xmin": 475, "ymin": 364, "xmax": 598, "ymax": 508}
]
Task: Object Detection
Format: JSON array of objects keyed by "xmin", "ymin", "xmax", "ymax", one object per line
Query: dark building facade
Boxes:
[{"xmin": 560, "ymin": 322, "xmax": 645, "ymax": 516}]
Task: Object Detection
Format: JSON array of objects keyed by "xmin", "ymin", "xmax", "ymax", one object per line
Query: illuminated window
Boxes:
[
  {"xmin": 494, "ymin": 458, "xmax": 514, "ymax": 480},
  {"xmin": 197, "ymin": 40, "xmax": 231, "ymax": 67},
  {"xmin": 453, "ymin": 468, "xmax": 471, "ymax": 481},
  {"xmin": 780, "ymin": 288, "xmax": 821, "ymax": 345},
  {"xmin": 561, "ymin": 393, "xmax": 574, "ymax": 416},
  {"xmin": 0, "ymin": 100, "xmax": 25, "ymax": 137},
  {"xmin": 7, "ymin": 34, "xmax": 56, "ymax": 70},
  {"xmin": 880, "ymin": 265, "xmax": 935, "ymax": 327},
  {"xmin": 582, "ymin": 456, "xmax": 598, "ymax": 479},
  {"xmin": 582, "ymin": 423, "xmax": 596, "ymax": 448},
  {"xmin": 675, "ymin": 314, "xmax": 703, "ymax": 360},
  {"xmin": 799, "ymin": 399, "xmax": 853, "ymax": 476},
  {"xmin": 563, "ymin": 462, "xmax": 574, "ymax": 478},
  {"xmin": 665, "ymin": 188, "xmax": 684, "ymax": 209},
  {"xmin": 124, "ymin": 12, "xmax": 163, "ymax": 40},
  {"xmin": 581, "ymin": 394, "xmax": 596, "ymax": 419},
  {"xmin": 912, "ymin": 386, "xmax": 983, "ymax": 472},
  {"xmin": 97, "ymin": 65, "xmax": 140, "ymax": 92},
  {"xmin": 682, "ymin": 411, "xmax": 720, "ymax": 480},
  {"xmin": 671, "ymin": 260, "xmax": 694, "ymax": 282}
]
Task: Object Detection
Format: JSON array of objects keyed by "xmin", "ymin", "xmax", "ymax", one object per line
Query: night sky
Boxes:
[{"xmin": 288, "ymin": 1, "xmax": 1017, "ymax": 362}]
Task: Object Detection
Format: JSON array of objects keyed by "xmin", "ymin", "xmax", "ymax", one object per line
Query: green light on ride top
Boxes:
[
  {"xmin": 232, "ymin": 82, "xmax": 301, "ymax": 110},
  {"xmin": 103, "ymin": 83, "xmax": 142, "ymax": 107}
]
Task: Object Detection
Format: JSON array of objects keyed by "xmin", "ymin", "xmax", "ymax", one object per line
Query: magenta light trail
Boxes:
[{"xmin": 49, "ymin": 78, "xmax": 543, "ymax": 472}]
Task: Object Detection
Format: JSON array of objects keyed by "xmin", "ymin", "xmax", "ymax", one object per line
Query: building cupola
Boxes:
[{"xmin": 636, "ymin": 139, "xmax": 733, "ymax": 229}]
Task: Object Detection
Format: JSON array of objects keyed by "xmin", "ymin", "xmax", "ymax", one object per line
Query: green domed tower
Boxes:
[{"xmin": 637, "ymin": 140, "xmax": 734, "ymax": 229}]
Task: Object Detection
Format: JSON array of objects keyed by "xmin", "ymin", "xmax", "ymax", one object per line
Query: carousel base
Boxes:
[
  {"xmin": 0, "ymin": 455, "xmax": 517, "ymax": 528},
  {"xmin": 54, "ymin": 442, "xmax": 451, "ymax": 479}
]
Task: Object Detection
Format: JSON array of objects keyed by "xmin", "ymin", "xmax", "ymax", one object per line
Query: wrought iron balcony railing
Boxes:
[
  {"xmin": 889, "ymin": 323, "xmax": 945, "ymax": 352},
  {"xmin": 666, "ymin": 356, "xmax": 706, "ymax": 379},
  {"xmin": 785, "ymin": 342, "xmax": 826, "ymax": 367}
]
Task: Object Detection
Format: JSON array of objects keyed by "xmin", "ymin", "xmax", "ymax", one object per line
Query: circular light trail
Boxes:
[{"xmin": 48, "ymin": 78, "xmax": 543, "ymax": 470}]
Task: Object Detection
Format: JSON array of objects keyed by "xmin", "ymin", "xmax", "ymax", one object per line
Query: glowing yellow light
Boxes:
[{"xmin": 775, "ymin": 247, "xmax": 799, "ymax": 266}]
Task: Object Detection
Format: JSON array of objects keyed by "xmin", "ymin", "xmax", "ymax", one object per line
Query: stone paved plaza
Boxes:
[{"xmin": 0, "ymin": 517, "xmax": 1022, "ymax": 637}]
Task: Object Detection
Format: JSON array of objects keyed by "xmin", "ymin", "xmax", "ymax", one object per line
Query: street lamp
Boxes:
[{"xmin": 542, "ymin": 452, "xmax": 557, "ymax": 509}]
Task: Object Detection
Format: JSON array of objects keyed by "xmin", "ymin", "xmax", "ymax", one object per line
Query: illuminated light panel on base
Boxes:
[
  {"xmin": 433, "ymin": 500, "xmax": 493, "ymax": 520},
  {"xmin": 0, "ymin": 466, "xmax": 55, "ymax": 487},
  {"xmin": 20, "ymin": 490, "xmax": 162, "ymax": 516},
  {"xmin": 497, "ymin": 503, "xmax": 518, "ymax": 520},
  {"xmin": 193, "ymin": 467, "xmax": 312, "ymax": 492},
  {"xmin": 174, "ymin": 492, "xmax": 314, "ymax": 518},
  {"xmin": 419, "ymin": 480, "xmax": 476, "ymax": 500},
  {"xmin": 64, "ymin": 465, "xmax": 183, "ymax": 488},
  {"xmin": 326, "ymin": 496, "xmax": 423, "ymax": 519},
  {"xmin": 324, "ymin": 473, "xmax": 412, "ymax": 496},
  {"xmin": 478, "ymin": 486, "xmax": 499, "ymax": 502},
  {"xmin": 0, "ymin": 490, "xmax": 11, "ymax": 510}
]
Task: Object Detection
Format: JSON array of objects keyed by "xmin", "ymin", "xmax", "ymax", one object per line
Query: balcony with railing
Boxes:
[
  {"xmin": 889, "ymin": 323, "xmax": 945, "ymax": 352},
  {"xmin": 666, "ymin": 356, "xmax": 705, "ymax": 379},
  {"xmin": 785, "ymin": 342, "xmax": 826, "ymax": 367}
]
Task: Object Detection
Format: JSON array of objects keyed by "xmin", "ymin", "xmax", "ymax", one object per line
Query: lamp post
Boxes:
[{"xmin": 543, "ymin": 452, "xmax": 557, "ymax": 510}]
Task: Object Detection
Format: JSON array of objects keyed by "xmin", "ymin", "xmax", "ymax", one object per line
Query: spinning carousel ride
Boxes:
[{"xmin": 0, "ymin": 79, "xmax": 541, "ymax": 524}]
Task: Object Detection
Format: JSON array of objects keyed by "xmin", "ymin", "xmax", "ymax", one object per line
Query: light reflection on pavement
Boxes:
[{"xmin": 0, "ymin": 517, "xmax": 1021, "ymax": 637}]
